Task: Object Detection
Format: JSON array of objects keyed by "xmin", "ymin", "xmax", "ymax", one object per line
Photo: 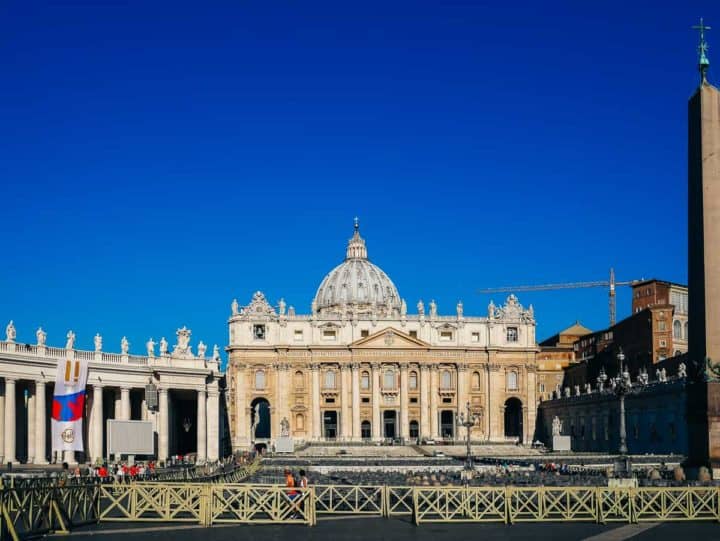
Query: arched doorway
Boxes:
[
  {"xmin": 440, "ymin": 410, "xmax": 455, "ymax": 439},
  {"xmin": 504, "ymin": 397, "xmax": 523, "ymax": 440},
  {"xmin": 250, "ymin": 397, "xmax": 271, "ymax": 440},
  {"xmin": 361, "ymin": 420, "xmax": 371, "ymax": 440},
  {"xmin": 323, "ymin": 411, "xmax": 338, "ymax": 439},
  {"xmin": 383, "ymin": 410, "xmax": 397, "ymax": 438}
]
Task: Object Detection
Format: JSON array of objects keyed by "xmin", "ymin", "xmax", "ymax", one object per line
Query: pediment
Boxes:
[{"xmin": 351, "ymin": 327, "xmax": 430, "ymax": 348}]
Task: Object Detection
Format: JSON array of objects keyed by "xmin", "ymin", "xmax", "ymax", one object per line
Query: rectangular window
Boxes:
[
  {"xmin": 658, "ymin": 321, "xmax": 666, "ymax": 331},
  {"xmin": 442, "ymin": 397, "xmax": 452, "ymax": 404},
  {"xmin": 361, "ymin": 397, "xmax": 370, "ymax": 403},
  {"xmin": 294, "ymin": 330, "xmax": 303, "ymax": 341},
  {"xmin": 410, "ymin": 397, "xmax": 418, "ymax": 404},
  {"xmin": 439, "ymin": 331, "xmax": 453, "ymax": 341},
  {"xmin": 409, "ymin": 330, "xmax": 417, "ymax": 338},
  {"xmin": 506, "ymin": 327, "xmax": 518, "ymax": 342},
  {"xmin": 471, "ymin": 332, "xmax": 480, "ymax": 342},
  {"xmin": 361, "ymin": 330, "xmax": 369, "ymax": 338},
  {"xmin": 325, "ymin": 398, "xmax": 335, "ymax": 404},
  {"xmin": 322, "ymin": 329, "xmax": 337, "ymax": 340},
  {"xmin": 253, "ymin": 324, "xmax": 266, "ymax": 340}
]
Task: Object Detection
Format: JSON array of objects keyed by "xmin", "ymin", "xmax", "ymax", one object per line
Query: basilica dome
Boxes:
[{"xmin": 313, "ymin": 222, "xmax": 402, "ymax": 317}]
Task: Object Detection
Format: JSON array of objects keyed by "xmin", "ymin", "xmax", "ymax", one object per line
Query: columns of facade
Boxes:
[
  {"xmin": 311, "ymin": 364, "xmax": 321, "ymax": 440},
  {"xmin": 525, "ymin": 365, "xmax": 537, "ymax": 444},
  {"xmin": 35, "ymin": 381, "xmax": 47, "ymax": 464},
  {"xmin": 0, "ymin": 383, "xmax": 4, "ymax": 463},
  {"xmin": 120, "ymin": 387, "xmax": 131, "ymax": 420},
  {"xmin": 207, "ymin": 389, "xmax": 219, "ymax": 461},
  {"xmin": 4, "ymin": 378, "xmax": 17, "ymax": 463},
  {"xmin": 420, "ymin": 365, "xmax": 430, "ymax": 439},
  {"xmin": 456, "ymin": 363, "xmax": 468, "ymax": 441},
  {"xmin": 484, "ymin": 364, "xmax": 492, "ymax": 439},
  {"xmin": 91, "ymin": 385, "xmax": 103, "ymax": 463},
  {"xmin": 488, "ymin": 363, "xmax": 502, "ymax": 440},
  {"xmin": 351, "ymin": 363, "xmax": 361, "ymax": 441},
  {"xmin": 429, "ymin": 365, "xmax": 439, "ymax": 439},
  {"xmin": 275, "ymin": 363, "xmax": 289, "ymax": 438},
  {"xmin": 158, "ymin": 388, "xmax": 169, "ymax": 462},
  {"xmin": 399, "ymin": 363, "xmax": 409, "ymax": 440},
  {"xmin": 27, "ymin": 386, "xmax": 36, "ymax": 463},
  {"xmin": 235, "ymin": 365, "xmax": 247, "ymax": 448},
  {"xmin": 197, "ymin": 389, "xmax": 207, "ymax": 463},
  {"xmin": 371, "ymin": 363, "xmax": 381, "ymax": 440},
  {"xmin": 341, "ymin": 365, "xmax": 352, "ymax": 440}
]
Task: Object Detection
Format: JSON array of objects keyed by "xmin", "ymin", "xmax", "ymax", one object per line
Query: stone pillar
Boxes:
[
  {"xmin": 399, "ymin": 363, "xmax": 409, "ymax": 440},
  {"xmin": 4, "ymin": 378, "xmax": 17, "ymax": 463},
  {"xmin": 484, "ymin": 364, "xmax": 492, "ymax": 439},
  {"xmin": 420, "ymin": 365, "xmax": 430, "ymax": 439},
  {"xmin": 371, "ymin": 363, "xmax": 381, "ymax": 440},
  {"xmin": 120, "ymin": 387, "xmax": 131, "ymax": 421},
  {"xmin": 341, "ymin": 365, "xmax": 352, "ymax": 440},
  {"xmin": 206, "ymin": 389, "xmax": 219, "ymax": 461},
  {"xmin": 311, "ymin": 364, "xmax": 321, "ymax": 440},
  {"xmin": 35, "ymin": 381, "xmax": 47, "ymax": 464},
  {"xmin": 351, "ymin": 363, "xmax": 361, "ymax": 441},
  {"xmin": 196, "ymin": 389, "xmax": 207, "ymax": 463},
  {"xmin": 27, "ymin": 386, "xmax": 36, "ymax": 464},
  {"xmin": 0, "ymin": 383, "xmax": 5, "ymax": 463},
  {"xmin": 92, "ymin": 385, "xmax": 103, "ymax": 463},
  {"xmin": 456, "ymin": 363, "xmax": 468, "ymax": 440},
  {"xmin": 429, "ymin": 365, "xmax": 439, "ymax": 439},
  {"xmin": 159, "ymin": 388, "xmax": 169, "ymax": 462},
  {"xmin": 488, "ymin": 364, "xmax": 503, "ymax": 440},
  {"xmin": 525, "ymin": 366, "xmax": 537, "ymax": 444},
  {"xmin": 234, "ymin": 364, "xmax": 247, "ymax": 449}
]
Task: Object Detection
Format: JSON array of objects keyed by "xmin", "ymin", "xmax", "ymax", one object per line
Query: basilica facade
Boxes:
[{"xmin": 226, "ymin": 224, "xmax": 539, "ymax": 451}]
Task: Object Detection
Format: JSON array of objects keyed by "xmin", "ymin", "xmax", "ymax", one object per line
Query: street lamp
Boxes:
[
  {"xmin": 611, "ymin": 349, "xmax": 632, "ymax": 475},
  {"xmin": 457, "ymin": 401, "xmax": 480, "ymax": 474}
]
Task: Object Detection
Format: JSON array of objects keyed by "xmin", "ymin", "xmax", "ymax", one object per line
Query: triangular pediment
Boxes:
[{"xmin": 351, "ymin": 327, "xmax": 430, "ymax": 348}]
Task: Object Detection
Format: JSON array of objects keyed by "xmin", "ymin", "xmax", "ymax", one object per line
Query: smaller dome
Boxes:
[{"xmin": 313, "ymin": 221, "xmax": 401, "ymax": 317}]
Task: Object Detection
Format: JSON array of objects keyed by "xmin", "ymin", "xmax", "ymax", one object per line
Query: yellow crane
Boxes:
[{"xmin": 478, "ymin": 268, "xmax": 639, "ymax": 327}]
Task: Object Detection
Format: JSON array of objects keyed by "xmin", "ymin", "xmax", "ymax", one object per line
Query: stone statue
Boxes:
[
  {"xmin": 401, "ymin": 298, "xmax": 407, "ymax": 317},
  {"xmin": 197, "ymin": 341, "xmax": 207, "ymax": 358},
  {"xmin": 288, "ymin": 305, "xmax": 296, "ymax": 317},
  {"xmin": 146, "ymin": 338, "xmax": 156, "ymax": 357},
  {"xmin": 638, "ymin": 367, "xmax": 649, "ymax": 385},
  {"xmin": 280, "ymin": 417, "xmax": 290, "ymax": 437},
  {"xmin": 564, "ymin": 387, "xmax": 571, "ymax": 398},
  {"xmin": 94, "ymin": 333, "xmax": 102, "ymax": 352},
  {"xmin": 457, "ymin": 301, "xmax": 463, "ymax": 318},
  {"xmin": 251, "ymin": 404, "xmax": 261, "ymax": 438},
  {"xmin": 36, "ymin": 327, "xmax": 46, "ymax": 346},
  {"xmin": 659, "ymin": 368, "xmax": 667, "ymax": 382},
  {"xmin": 5, "ymin": 321, "xmax": 16, "ymax": 342},
  {"xmin": 585, "ymin": 382, "xmax": 592, "ymax": 394},
  {"xmin": 231, "ymin": 298, "xmax": 239, "ymax": 316},
  {"xmin": 65, "ymin": 330, "xmax": 75, "ymax": 350},
  {"xmin": 488, "ymin": 300, "xmax": 496, "ymax": 319},
  {"xmin": 429, "ymin": 300, "xmax": 437, "ymax": 318},
  {"xmin": 311, "ymin": 299, "xmax": 318, "ymax": 314},
  {"xmin": 417, "ymin": 299, "xmax": 424, "ymax": 316},
  {"xmin": 574, "ymin": 385, "xmax": 580, "ymax": 396},
  {"xmin": 552, "ymin": 416, "xmax": 562, "ymax": 436},
  {"xmin": 121, "ymin": 336, "xmax": 129, "ymax": 354},
  {"xmin": 278, "ymin": 298, "xmax": 286, "ymax": 316},
  {"xmin": 528, "ymin": 304, "xmax": 534, "ymax": 319},
  {"xmin": 213, "ymin": 344, "xmax": 220, "ymax": 360},
  {"xmin": 678, "ymin": 362, "xmax": 687, "ymax": 378},
  {"xmin": 175, "ymin": 326, "xmax": 191, "ymax": 354},
  {"xmin": 159, "ymin": 337, "xmax": 168, "ymax": 355}
]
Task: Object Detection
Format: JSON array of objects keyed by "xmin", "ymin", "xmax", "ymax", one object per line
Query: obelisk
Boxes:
[{"xmin": 687, "ymin": 19, "xmax": 720, "ymax": 474}]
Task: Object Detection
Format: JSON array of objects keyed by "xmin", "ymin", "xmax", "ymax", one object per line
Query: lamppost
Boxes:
[
  {"xmin": 457, "ymin": 401, "xmax": 480, "ymax": 473},
  {"xmin": 611, "ymin": 348, "xmax": 632, "ymax": 475}
]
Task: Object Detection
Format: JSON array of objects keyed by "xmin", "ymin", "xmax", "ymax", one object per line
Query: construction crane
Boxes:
[{"xmin": 478, "ymin": 268, "xmax": 638, "ymax": 327}]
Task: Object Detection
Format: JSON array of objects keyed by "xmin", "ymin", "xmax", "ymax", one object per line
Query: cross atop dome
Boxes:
[
  {"xmin": 693, "ymin": 18, "xmax": 712, "ymax": 83},
  {"xmin": 346, "ymin": 217, "xmax": 368, "ymax": 259}
]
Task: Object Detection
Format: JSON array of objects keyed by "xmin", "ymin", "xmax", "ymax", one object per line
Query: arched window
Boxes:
[
  {"xmin": 384, "ymin": 369, "xmax": 395, "ymax": 389},
  {"xmin": 361, "ymin": 420, "xmax": 371, "ymax": 439},
  {"xmin": 294, "ymin": 370, "xmax": 304, "ymax": 389},
  {"xmin": 409, "ymin": 371, "xmax": 418, "ymax": 390},
  {"xmin": 361, "ymin": 371, "xmax": 370, "ymax": 389},
  {"xmin": 324, "ymin": 370, "xmax": 336, "ymax": 389},
  {"xmin": 440, "ymin": 369, "xmax": 452, "ymax": 389},
  {"xmin": 673, "ymin": 320, "xmax": 682, "ymax": 339},
  {"xmin": 255, "ymin": 370, "xmax": 266, "ymax": 390},
  {"xmin": 295, "ymin": 413, "xmax": 305, "ymax": 431},
  {"xmin": 684, "ymin": 321, "xmax": 689, "ymax": 340},
  {"xmin": 507, "ymin": 371, "xmax": 518, "ymax": 391},
  {"xmin": 472, "ymin": 371, "xmax": 481, "ymax": 389}
]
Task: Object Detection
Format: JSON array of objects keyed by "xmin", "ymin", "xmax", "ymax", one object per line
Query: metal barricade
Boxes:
[
  {"xmin": 313, "ymin": 485, "xmax": 385, "ymax": 517},
  {"xmin": 507, "ymin": 487, "xmax": 598, "ymax": 523},
  {"xmin": 210, "ymin": 484, "xmax": 314, "ymax": 525}
]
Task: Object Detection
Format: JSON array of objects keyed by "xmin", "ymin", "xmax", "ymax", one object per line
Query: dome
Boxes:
[{"xmin": 313, "ymin": 221, "xmax": 402, "ymax": 317}]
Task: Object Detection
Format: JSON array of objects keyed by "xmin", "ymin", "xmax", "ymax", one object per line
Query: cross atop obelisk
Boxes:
[{"xmin": 692, "ymin": 18, "xmax": 711, "ymax": 82}]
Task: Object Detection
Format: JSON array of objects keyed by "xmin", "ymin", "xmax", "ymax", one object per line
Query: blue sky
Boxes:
[{"xmin": 1, "ymin": 1, "xmax": 717, "ymax": 365}]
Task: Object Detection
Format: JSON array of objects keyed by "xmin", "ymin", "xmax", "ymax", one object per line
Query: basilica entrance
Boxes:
[
  {"xmin": 440, "ymin": 410, "xmax": 455, "ymax": 439},
  {"xmin": 323, "ymin": 410, "xmax": 338, "ymax": 439},
  {"xmin": 504, "ymin": 397, "xmax": 523, "ymax": 440},
  {"xmin": 250, "ymin": 397, "xmax": 271, "ymax": 440},
  {"xmin": 383, "ymin": 410, "xmax": 397, "ymax": 439}
]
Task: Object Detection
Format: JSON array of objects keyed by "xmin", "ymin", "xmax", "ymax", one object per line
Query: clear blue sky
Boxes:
[{"xmin": 1, "ymin": 1, "xmax": 717, "ymax": 365}]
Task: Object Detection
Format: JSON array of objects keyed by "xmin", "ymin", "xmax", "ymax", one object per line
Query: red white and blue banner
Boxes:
[{"xmin": 51, "ymin": 357, "xmax": 89, "ymax": 452}]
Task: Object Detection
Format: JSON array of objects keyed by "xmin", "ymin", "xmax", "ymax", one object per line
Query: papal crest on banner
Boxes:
[{"xmin": 51, "ymin": 356, "xmax": 89, "ymax": 452}]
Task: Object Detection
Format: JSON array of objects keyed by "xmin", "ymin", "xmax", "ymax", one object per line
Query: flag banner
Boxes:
[{"xmin": 51, "ymin": 356, "xmax": 89, "ymax": 452}]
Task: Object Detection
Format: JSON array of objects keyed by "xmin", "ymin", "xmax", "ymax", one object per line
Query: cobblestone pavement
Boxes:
[{"xmin": 50, "ymin": 518, "xmax": 719, "ymax": 541}]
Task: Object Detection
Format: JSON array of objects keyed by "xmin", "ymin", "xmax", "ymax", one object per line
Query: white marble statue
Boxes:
[
  {"xmin": 213, "ymin": 344, "xmax": 220, "ymax": 360},
  {"xmin": 120, "ymin": 336, "xmax": 129, "ymax": 354},
  {"xmin": 5, "ymin": 321, "xmax": 16, "ymax": 342},
  {"xmin": 280, "ymin": 417, "xmax": 290, "ymax": 437},
  {"xmin": 176, "ymin": 327, "xmax": 191, "ymax": 354},
  {"xmin": 36, "ymin": 327, "xmax": 46, "ymax": 346},
  {"xmin": 678, "ymin": 362, "xmax": 687, "ymax": 378},
  {"xmin": 231, "ymin": 298, "xmax": 239, "ymax": 316},
  {"xmin": 574, "ymin": 385, "xmax": 580, "ymax": 396},
  {"xmin": 278, "ymin": 298, "xmax": 286, "ymax": 316},
  {"xmin": 417, "ymin": 299, "xmax": 424, "ymax": 315},
  {"xmin": 585, "ymin": 382, "xmax": 592, "ymax": 394},
  {"xmin": 552, "ymin": 416, "xmax": 562, "ymax": 436},
  {"xmin": 288, "ymin": 305, "xmax": 295, "ymax": 317},
  {"xmin": 488, "ymin": 300, "xmax": 496, "ymax": 319},
  {"xmin": 429, "ymin": 300, "xmax": 437, "ymax": 317},
  {"xmin": 659, "ymin": 368, "xmax": 667, "ymax": 382},
  {"xmin": 251, "ymin": 404, "xmax": 261, "ymax": 438},
  {"xmin": 65, "ymin": 330, "xmax": 76, "ymax": 350},
  {"xmin": 564, "ymin": 387, "xmax": 571, "ymax": 398},
  {"xmin": 457, "ymin": 301, "xmax": 463, "ymax": 318},
  {"xmin": 197, "ymin": 341, "xmax": 207, "ymax": 358},
  {"xmin": 159, "ymin": 337, "xmax": 168, "ymax": 355},
  {"xmin": 146, "ymin": 337, "xmax": 156, "ymax": 357},
  {"xmin": 94, "ymin": 333, "xmax": 102, "ymax": 352}
]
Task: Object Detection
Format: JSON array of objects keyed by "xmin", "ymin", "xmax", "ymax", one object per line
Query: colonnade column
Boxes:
[
  {"xmin": 371, "ymin": 363, "xmax": 381, "ymax": 440},
  {"xmin": 399, "ymin": 363, "xmax": 409, "ymax": 440},
  {"xmin": 4, "ymin": 378, "xmax": 17, "ymax": 463},
  {"xmin": 488, "ymin": 363, "xmax": 501, "ymax": 440},
  {"xmin": 341, "ymin": 365, "xmax": 352, "ymax": 440},
  {"xmin": 35, "ymin": 381, "xmax": 47, "ymax": 464},
  {"xmin": 420, "ymin": 365, "xmax": 430, "ymax": 439},
  {"xmin": 311, "ymin": 364, "xmax": 321, "ymax": 440},
  {"xmin": 158, "ymin": 388, "xmax": 169, "ymax": 462},
  {"xmin": 234, "ymin": 364, "xmax": 247, "ymax": 448},
  {"xmin": 91, "ymin": 385, "xmax": 103, "ymax": 463},
  {"xmin": 429, "ymin": 366, "xmax": 439, "ymax": 439},
  {"xmin": 456, "ymin": 363, "xmax": 468, "ymax": 441},
  {"xmin": 27, "ymin": 387, "xmax": 36, "ymax": 463},
  {"xmin": 351, "ymin": 363, "xmax": 361, "ymax": 441},
  {"xmin": 120, "ymin": 387, "xmax": 131, "ymax": 420},
  {"xmin": 197, "ymin": 389, "xmax": 207, "ymax": 463},
  {"xmin": 207, "ymin": 389, "xmax": 219, "ymax": 461},
  {"xmin": 0, "ymin": 384, "xmax": 5, "ymax": 463}
]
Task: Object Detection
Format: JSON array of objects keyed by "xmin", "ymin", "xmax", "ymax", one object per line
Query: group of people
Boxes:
[{"xmin": 59, "ymin": 461, "xmax": 157, "ymax": 482}]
